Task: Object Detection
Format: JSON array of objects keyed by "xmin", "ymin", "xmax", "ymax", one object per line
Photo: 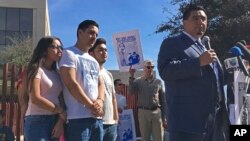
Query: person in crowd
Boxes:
[
  {"xmin": 114, "ymin": 79, "xmax": 127, "ymax": 113},
  {"xmin": 59, "ymin": 20, "xmax": 104, "ymax": 141},
  {"xmin": 128, "ymin": 60, "xmax": 167, "ymax": 141},
  {"xmin": 157, "ymin": 4, "xmax": 229, "ymax": 141},
  {"xmin": 0, "ymin": 110, "xmax": 15, "ymax": 141},
  {"xmin": 114, "ymin": 79, "xmax": 127, "ymax": 141},
  {"xmin": 20, "ymin": 36, "xmax": 66, "ymax": 141},
  {"xmin": 89, "ymin": 38, "xmax": 119, "ymax": 141}
]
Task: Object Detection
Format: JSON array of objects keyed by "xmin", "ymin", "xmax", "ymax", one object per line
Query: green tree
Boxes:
[
  {"xmin": 156, "ymin": 0, "xmax": 250, "ymax": 59},
  {"xmin": 0, "ymin": 36, "xmax": 33, "ymax": 66}
]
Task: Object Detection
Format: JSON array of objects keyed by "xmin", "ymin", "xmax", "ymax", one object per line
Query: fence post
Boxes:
[
  {"xmin": 16, "ymin": 65, "xmax": 24, "ymax": 141},
  {"xmin": 1, "ymin": 63, "xmax": 8, "ymax": 112},
  {"xmin": 9, "ymin": 64, "xmax": 16, "ymax": 129}
]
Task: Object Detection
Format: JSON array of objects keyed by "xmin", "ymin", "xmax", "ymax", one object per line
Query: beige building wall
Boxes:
[
  {"xmin": 110, "ymin": 70, "xmax": 156, "ymax": 85},
  {"xmin": 0, "ymin": 0, "xmax": 50, "ymax": 45}
]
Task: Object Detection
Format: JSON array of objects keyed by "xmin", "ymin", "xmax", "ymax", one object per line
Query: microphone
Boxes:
[
  {"xmin": 202, "ymin": 36, "xmax": 211, "ymax": 50},
  {"xmin": 229, "ymin": 46, "xmax": 249, "ymax": 76},
  {"xmin": 235, "ymin": 41, "xmax": 250, "ymax": 61},
  {"xmin": 240, "ymin": 40, "xmax": 247, "ymax": 45},
  {"xmin": 229, "ymin": 46, "xmax": 244, "ymax": 56},
  {"xmin": 202, "ymin": 36, "xmax": 219, "ymax": 65}
]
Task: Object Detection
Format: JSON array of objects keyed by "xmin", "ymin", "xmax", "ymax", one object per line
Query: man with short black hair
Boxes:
[
  {"xmin": 59, "ymin": 20, "xmax": 105, "ymax": 141},
  {"xmin": 114, "ymin": 79, "xmax": 126, "ymax": 113},
  {"xmin": 89, "ymin": 38, "xmax": 119, "ymax": 141},
  {"xmin": 158, "ymin": 4, "xmax": 229, "ymax": 141}
]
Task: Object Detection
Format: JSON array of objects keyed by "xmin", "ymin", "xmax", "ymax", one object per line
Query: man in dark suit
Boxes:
[{"xmin": 157, "ymin": 4, "xmax": 229, "ymax": 141}]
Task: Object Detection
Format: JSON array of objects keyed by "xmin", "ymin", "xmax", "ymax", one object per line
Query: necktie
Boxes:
[
  {"xmin": 196, "ymin": 40, "xmax": 206, "ymax": 53},
  {"xmin": 196, "ymin": 40, "xmax": 222, "ymax": 101}
]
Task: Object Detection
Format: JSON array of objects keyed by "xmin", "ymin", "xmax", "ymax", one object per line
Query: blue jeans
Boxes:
[
  {"xmin": 24, "ymin": 115, "xmax": 58, "ymax": 141},
  {"xmin": 103, "ymin": 124, "xmax": 117, "ymax": 141},
  {"xmin": 64, "ymin": 118, "xmax": 103, "ymax": 141}
]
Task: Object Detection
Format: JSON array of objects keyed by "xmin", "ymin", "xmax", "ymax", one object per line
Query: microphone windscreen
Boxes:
[
  {"xmin": 229, "ymin": 46, "xmax": 244, "ymax": 56},
  {"xmin": 235, "ymin": 42, "xmax": 250, "ymax": 61}
]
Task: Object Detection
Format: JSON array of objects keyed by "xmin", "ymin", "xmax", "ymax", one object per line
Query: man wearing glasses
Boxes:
[
  {"xmin": 114, "ymin": 79, "xmax": 127, "ymax": 113},
  {"xmin": 128, "ymin": 60, "xmax": 167, "ymax": 141}
]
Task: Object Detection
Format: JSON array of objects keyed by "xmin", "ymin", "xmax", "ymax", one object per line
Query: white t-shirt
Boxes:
[
  {"xmin": 116, "ymin": 94, "xmax": 126, "ymax": 110},
  {"xmin": 59, "ymin": 46, "xmax": 100, "ymax": 119},
  {"xmin": 26, "ymin": 67, "xmax": 62, "ymax": 116},
  {"xmin": 100, "ymin": 68, "xmax": 116, "ymax": 124}
]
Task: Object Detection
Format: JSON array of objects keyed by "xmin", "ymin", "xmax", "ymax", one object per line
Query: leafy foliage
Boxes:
[
  {"xmin": 156, "ymin": 0, "xmax": 250, "ymax": 59},
  {"xmin": 0, "ymin": 36, "xmax": 33, "ymax": 66}
]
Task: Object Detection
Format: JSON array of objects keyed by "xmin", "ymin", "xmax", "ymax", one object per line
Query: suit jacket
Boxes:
[{"xmin": 157, "ymin": 33, "xmax": 229, "ymax": 138}]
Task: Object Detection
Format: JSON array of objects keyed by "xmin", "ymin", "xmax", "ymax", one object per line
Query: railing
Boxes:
[{"xmin": 0, "ymin": 63, "xmax": 24, "ymax": 141}]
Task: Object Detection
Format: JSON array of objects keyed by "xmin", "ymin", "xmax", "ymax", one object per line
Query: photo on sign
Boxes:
[
  {"xmin": 112, "ymin": 30, "xmax": 144, "ymax": 71},
  {"xmin": 117, "ymin": 109, "xmax": 136, "ymax": 141}
]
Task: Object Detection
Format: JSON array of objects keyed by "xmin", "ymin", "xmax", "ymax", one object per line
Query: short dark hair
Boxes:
[
  {"xmin": 183, "ymin": 4, "xmax": 206, "ymax": 20},
  {"xmin": 114, "ymin": 79, "xmax": 122, "ymax": 86},
  {"xmin": 77, "ymin": 20, "xmax": 99, "ymax": 31},
  {"xmin": 77, "ymin": 20, "xmax": 99, "ymax": 38},
  {"xmin": 89, "ymin": 38, "xmax": 106, "ymax": 52}
]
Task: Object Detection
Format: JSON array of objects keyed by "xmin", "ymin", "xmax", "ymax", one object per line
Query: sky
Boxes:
[{"xmin": 48, "ymin": 0, "xmax": 177, "ymax": 77}]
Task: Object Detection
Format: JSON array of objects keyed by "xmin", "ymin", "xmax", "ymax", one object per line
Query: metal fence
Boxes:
[{"xmin": 0, "ymin": 63, "xmax": 24, "ymax": 141}]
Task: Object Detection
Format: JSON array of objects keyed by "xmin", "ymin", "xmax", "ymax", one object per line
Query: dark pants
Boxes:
[{"xmin": 168, "ymin": 131, "xmax": 203, "ymax": 141}]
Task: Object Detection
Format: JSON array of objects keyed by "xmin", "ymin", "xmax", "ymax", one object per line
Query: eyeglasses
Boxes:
[
  {"xmin": 146, "ymin": 66, "xmax": 154, "ymax": 69},
  {"xmin": 117, "ymin": 83, "xmax": 123, "ymax": 86},
  {"xmin": 50, "ymin": 45, "xmax": 63, "ymax": 50}
]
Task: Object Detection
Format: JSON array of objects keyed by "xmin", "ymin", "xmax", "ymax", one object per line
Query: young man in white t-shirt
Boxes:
[
  {"xmin": 59, "ymin": 20, "xmax": 105, "ymax": 141},
  {"xmin": 89, "ymin": 38, "xmax": 119, "ymax": 141}
]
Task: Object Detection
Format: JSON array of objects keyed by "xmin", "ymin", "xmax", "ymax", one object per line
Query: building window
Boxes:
[
  {"xmin": 0, "ymin": 31, "xmax": 5, "ymax": 45},
  {"xmin": 20, "ymin": 9, "xmax": 33, "ymax": 31},
  {"xmin": 6, "ymin": 8, "xmax": 20, "ymax": 31},
  {"xmin": 0, "ymin": 8, "xmax": 6, "ymax": 30},
  {"xmin": 0, "ymin": 7, "xmax": 33, "ymax": 47}
]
